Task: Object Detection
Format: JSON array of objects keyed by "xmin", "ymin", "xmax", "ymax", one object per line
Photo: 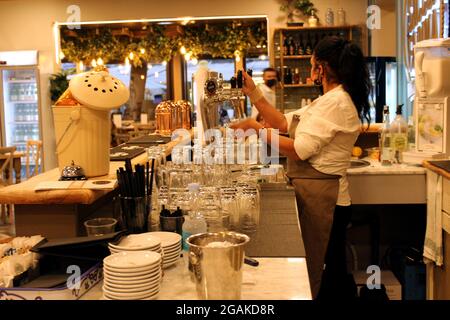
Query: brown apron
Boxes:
[{"xmin": 287, "ymin": 114, "xmax": 340, "ymax": 299}]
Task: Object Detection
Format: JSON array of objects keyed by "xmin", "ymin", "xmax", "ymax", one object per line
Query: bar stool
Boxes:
[
  {"xmin": 25, "ymin": 140, "xmax": 43, "ymax": 179},
  {"xmin": 0, "ymin": 146, "xmax": 16, "ymax": 226}
]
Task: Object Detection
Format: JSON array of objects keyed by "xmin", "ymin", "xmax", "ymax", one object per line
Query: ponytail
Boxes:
[{"xmin": 313, "ymin": 37, "xmax": 372, "ymax": 125}]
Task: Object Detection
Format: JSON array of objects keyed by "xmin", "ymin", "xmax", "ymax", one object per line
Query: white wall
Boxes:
[
  {"xmin": 370, "ymin": 0, "xmax": 397, "ymax": 57},
  {"xmin": 0, "ymin": 0, "xmax": 371, "ymax": 170}
]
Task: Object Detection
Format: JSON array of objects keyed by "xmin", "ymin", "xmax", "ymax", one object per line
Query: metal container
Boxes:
[{"xmin": 186, "ymin": 232, "xmax": 250, "ymax": 300}]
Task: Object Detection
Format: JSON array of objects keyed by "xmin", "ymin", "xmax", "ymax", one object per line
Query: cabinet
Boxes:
[
  {"xmin": 273, "ymin": 26, "xmax": 362, "ymax": 113},
  {"xmin": 427, "ymin": 174, "xmax": 450, "ymax": 300}
]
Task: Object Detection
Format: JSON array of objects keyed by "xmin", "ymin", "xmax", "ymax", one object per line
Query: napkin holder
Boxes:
[{"xmin": 0, "ymin": 232, "xmax": 126, "ymax": 300}]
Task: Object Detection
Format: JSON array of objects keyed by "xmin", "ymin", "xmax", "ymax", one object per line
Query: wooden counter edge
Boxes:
[{"xmin": 423, "ymin": 160, "xmax": 450, "ymax": 180}]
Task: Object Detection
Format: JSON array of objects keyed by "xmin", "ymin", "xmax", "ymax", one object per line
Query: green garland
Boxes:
[{"xmin": 60, "ymin": 23, "xmax": 267, "ymax": 67}]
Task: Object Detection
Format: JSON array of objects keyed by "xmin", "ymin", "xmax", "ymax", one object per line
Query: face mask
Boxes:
[{"xmin": 265, "ymin": 79, "xmax": 277, "ymax": 88}]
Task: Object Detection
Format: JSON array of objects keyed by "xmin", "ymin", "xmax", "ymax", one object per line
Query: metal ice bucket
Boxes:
[{"xmin": 186, "ymin": 232, "xmax": 250, "ymax": 300}]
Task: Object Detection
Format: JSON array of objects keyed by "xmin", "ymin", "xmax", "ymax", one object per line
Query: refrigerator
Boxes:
[
  {"xmin": 0, "ymin": 50, "xmax": 42, "ymax": 178},
  {"xmin": 366, "ymin": 57, "xmax": 398, "ymax": 123}
]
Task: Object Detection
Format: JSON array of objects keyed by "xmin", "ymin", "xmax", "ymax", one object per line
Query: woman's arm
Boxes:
[
  {"xmin": 261, "ymin": 128, "xmax": 301, "ymax": 161},
  {"xmin": 229, "ymin": 119, "xmax": 301, "ymax": 161},
  {"xmin": 243, "ymin": 72, "xmax": 289, "ymax": 133}
]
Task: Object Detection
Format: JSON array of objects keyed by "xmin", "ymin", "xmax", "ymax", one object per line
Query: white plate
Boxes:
[
  {"xmin": 162, "ymin": 249, "xmax": 181, "ymax": 257},
  {"xmin": 109, "ymin": 233, "xmax": 161, "ymax": 250},
  {"xmin": 103, "ymin": 291, "xmax": 159, "ymax": 300},
  {"xmin": 161, "ymin": 245, "xmax": 181, "ymax": 254},
  {"xmin": 104, "ymin": 269, "xmax": 161, "ymax": 282},
  {"xmin": 149, "ymin": 232, "xmax": 182, "ymax": 247},
  {"xmin": 104, "ymin": 251, "xmax": 161, "ymax": 269},
  {"xmin": 108, "ymin": 248, "xmax": 162, "ymax": 256},
  {"xmin": 103, "ymin": 287, "xmax": 159, "ymax": 299},
  {"xmin": 109, "ymin": 244, "xmax": 161, "ymax": 251},
  {"xmin": 105, "ymin": 272, "xmax": 161, "ymax": 286},
  {"xmin": 103, "ymin": 265, "xmax": 161, "ymax": 280},
  {"xmin": 103, "ymin": 280, "xmax": 160, "ymax": 293},
  {"xmin": 103, "ymin": 263, "xmax": 160, "ymax": 274},
  {"xmin": 163, "ymin": 257, "xmax": 180, "ymax": 265}
]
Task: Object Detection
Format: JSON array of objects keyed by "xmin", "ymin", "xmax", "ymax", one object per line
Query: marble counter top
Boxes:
[
  {"xmin": 347, "ymin": 158, "xmax": 426, "ymax": 176},
  {"xmin": 81, "ymin": 255, "xmax": 312, "ymax": 300}
]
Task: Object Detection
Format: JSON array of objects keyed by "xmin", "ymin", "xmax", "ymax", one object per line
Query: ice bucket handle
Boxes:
[{"xmin": 55, "ymin": 107, "xmax": 81, "ymax": 150}]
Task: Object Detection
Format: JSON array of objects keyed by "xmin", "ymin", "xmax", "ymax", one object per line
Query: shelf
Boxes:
[
  {"xmin": 8, "ymin": 80, "xmax": 36, "ymax": 83},
  {"xmin": 9, "ymin": 100, "xmax": 38, "ymax": 104},
  {"xmin": 276, "ymin": 25, "xmax": 356, "ymax": 32},
  {"xmin": 283, "ymin": 84, "xmax": 319, "ymax": 88},
  {"xmin": 10, "ymin": 121, "xmax": 39, "ymax": 124},
  {"xmin": 276, "ymin": 55, "xmax": 312, "ymax": 60}
]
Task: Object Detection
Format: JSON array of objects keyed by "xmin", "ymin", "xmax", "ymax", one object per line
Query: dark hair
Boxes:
[
  {"xmin": 263, "ymin": 67, "xmax": 277, "ymax": 74},
  {"xmin": 313, "ymin": 36, "xmax": 372, "ymax": 124}
]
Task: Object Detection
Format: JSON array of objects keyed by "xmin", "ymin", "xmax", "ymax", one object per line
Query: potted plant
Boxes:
[
  {"xmin": 49, "ymin": 68, "xmax": 75, "ymax": 103},
  {"xmin": 279, "ymin": 0, "xmax": 318, "ymax": 26}
]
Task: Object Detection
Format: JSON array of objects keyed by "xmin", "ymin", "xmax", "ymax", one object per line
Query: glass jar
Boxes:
[
  {"xmin": 325, "ymin": 8, "xmax": 335, "ymax": 26},
  {"xmin": 337, "ymin": 8, "xmax": 346, "ymax": 26},
  {"xmin": 155, "ymin": 101, "xmax": 172, "ymax": 135}
]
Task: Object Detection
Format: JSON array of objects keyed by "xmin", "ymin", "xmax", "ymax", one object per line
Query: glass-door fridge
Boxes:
[{"xmin": 0, "ymin": 61, "xmax": 42, "ymax": 178}]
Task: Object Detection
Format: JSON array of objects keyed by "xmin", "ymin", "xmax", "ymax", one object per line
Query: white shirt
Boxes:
[
  {"xmin": 285, "ymin": 85, "xmax": 361, "ymax": 206},
  {"xmin": 251, "ymin": 83, "xmax": 276, "ymax": 119}
]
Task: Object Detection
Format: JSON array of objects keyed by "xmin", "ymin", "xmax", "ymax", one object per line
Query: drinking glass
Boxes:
[
  {"xmin": 237, "ymin": 186, "xmax": 260, "ymax": 234},
  {"xmin": 84, "ymin": 218, "xmax": 117, "ymax": 236}
]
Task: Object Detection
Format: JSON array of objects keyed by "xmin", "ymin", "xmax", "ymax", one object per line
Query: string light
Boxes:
[
  {"xmin": 180, "ymin": 46, "xmax": 187, "ymax": 55},
  {"xmin": 140, "ymin": 48, "xmax": 146, "ymax": 54},
  {"xmin": 129, "ymin": 52, "xmax": 134, "ymax": 60},
  {"xmin": 191, "ymin": 58, "xmax": 198, "ymax": 65},
  {"xmin": 97, "ymin": 57, "xmax": 104, "ymax": 66},
  {"xmin": 78, "ymin": 61, "xmax": 84, "ymax": 71},
  {"xmin": 91, "ymin": 59, "xmax": 97, "ymax": 67},
  {"xmin": 184, "ymin": 52, "xmax": 192, "ymax": 61},
  {"xmin": 125, "ymin": 57, "xmax": 130, "ymax": 66}
]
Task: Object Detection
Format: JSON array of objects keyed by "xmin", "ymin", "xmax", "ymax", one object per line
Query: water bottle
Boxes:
[
  {"xmin": 182, "ymin": 183, "xmax": 207, "ymax": 251},
  {"xmin": 325, "ymin": 8, "xmax": 335, "ymax": 26}
]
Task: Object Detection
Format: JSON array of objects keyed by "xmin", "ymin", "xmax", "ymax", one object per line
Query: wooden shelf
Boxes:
[
  {"xmin": 283, "ymin": 84, "xmax": 319, "ymax": 88},
  {"xmin": 276, "ymin": 25, "xmax": 356, "ymax": 32},
  {"xmin": 276, "ymin": 55, "xmax": 312, "ymax": 60}
]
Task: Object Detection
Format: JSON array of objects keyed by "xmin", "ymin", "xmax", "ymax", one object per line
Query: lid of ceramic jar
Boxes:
[{"xmin": 68, "ymin": 66, "xmax": 130, "ymax": 110}]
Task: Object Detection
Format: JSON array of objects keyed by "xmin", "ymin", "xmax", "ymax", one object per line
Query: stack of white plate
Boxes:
[
  {"xmin": 108, "ymin": 233, "xmax": 162, "ymax": 256},
  {"xmin": 103, "ymin": 251, "xmax": 162, "ymax": 300},
  {"xmin": 149, "ymin": 232, "xmax": 182, "ymax": 269}
]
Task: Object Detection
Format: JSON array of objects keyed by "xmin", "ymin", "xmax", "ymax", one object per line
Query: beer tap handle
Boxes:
[
  {"xmin": 237, "ymin": 70, "xmax": 243, "ymax": 89},
  {"xmin": 230, "ymin": 76, "xmax": 237, "ymax": 89}
]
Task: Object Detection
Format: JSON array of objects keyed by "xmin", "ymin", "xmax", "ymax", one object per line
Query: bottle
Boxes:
[
  {"xmin": 325, "ymin": 8, "xmax": 335, "ymax": 26},
  {"xmin": 297, "ymin": 35, "xmax": 305, "ymax": 55},
  {"xmin": 293, "ymin": 68, "xmax": 300, "ymax": 84},
  {"xmin": 380, "ymin": 106, "xmax": 393, "ymax": 166},
  {"xmin": 182, "ymin": 183, "xmax": 207, "ymax": 251},
  {"xmin": 283, "ymin": 37, "xmax": 289, "ymax": 56},
  {"xmin": 337, "ymin": 8, "xmax": 346, "ymax": 26},
  {"xmin": 407, "ymin": 116, "xmax": 416, "ymax": 151},
  {"xmin": 305, "ymin": 34, "xmax": 313, "ymax": 55},
  {"xmin": 288, "ymin": 37, "xmax": 296, "ymax": 56},
  {"xmin": 284, "ymin": 67, "xmax": 293, "ymax": 85},
  {"xmin": 308, "ymin": 10, "xmax": 318, "ymax": 27},
  {"xmin": 390, "ymin": 104, "xmax": 408, "ymax": 163}
]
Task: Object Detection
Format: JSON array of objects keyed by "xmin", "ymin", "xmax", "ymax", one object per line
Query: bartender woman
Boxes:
[{"xmin": 231, "ymin": 37, "xmax": 371, "ymax": 300}]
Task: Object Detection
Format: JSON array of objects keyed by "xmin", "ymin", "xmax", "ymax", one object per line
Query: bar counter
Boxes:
[
  {"xmin": 82, "ymin": 255, "xmax": 312, "ymax": 300},
  {"xmin": 0, "ymin": 137, "xmax": 184, "ymax": 238}
]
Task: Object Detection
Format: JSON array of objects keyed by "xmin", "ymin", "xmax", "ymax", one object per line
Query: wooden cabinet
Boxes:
[
  {"xmin": 428, "ymin": 175, "xmax": 450, "ymax": 300},
  {"xmin": 273, "ymin": 26, "xmax": 362, "ymax": 113}
]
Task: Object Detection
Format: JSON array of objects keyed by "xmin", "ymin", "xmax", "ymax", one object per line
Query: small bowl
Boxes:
[
  {"xmin": 84, "ymin": 218, "xmax": 117, "ymax": 236},
  {"xmin": 366, "ymin": 147, "xmax": 380, "ymax": 161}
]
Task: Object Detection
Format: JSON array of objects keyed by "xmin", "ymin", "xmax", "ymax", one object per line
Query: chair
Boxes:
[
  {"xmin": 0, "ymin": 146, "xmax": 16, "ymax": 226},
  {"xmin": 25, "ymin": 140, "xmax": 43, "ymax": 179}
]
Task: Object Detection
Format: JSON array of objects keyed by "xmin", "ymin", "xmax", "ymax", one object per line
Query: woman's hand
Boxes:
[
  {"xmin": 229, "ymin": 118, "xmax": 263, "ymax": 132},
  {"xmin": 242, "ymin": 71, "xmax": 257, "ymax": 96}
]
